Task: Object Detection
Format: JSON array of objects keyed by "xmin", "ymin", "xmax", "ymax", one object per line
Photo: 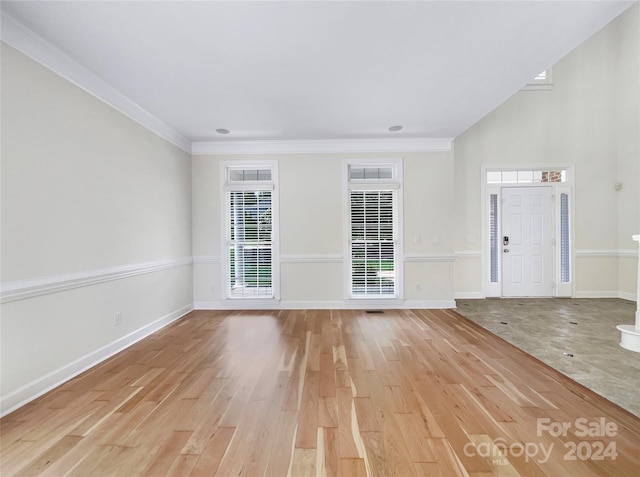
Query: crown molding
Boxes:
[
  {"xmin": 2, "ymin": 13, "xmax": 453, "ymax": 158},
  {"xmin": 1, "ymin": 13, "xmax": 192, "ymax": 153},
  {"xmin": 191, "ymin": 138, "xmax": 453, "ymax": 156},
  {"xmin": 0, "ymin": 12, "xmax": 453, "ymax": 156}
]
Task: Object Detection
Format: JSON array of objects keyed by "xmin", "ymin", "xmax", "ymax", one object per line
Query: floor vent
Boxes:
[{"xmin": 365, "ymin": 310, "xmax": 384, "ymax": 314}]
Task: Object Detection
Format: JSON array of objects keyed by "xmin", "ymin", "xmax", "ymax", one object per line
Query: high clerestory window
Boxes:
[{"xmin": 522, "ymin": 68, "xmax": 553, "ymax": 91}]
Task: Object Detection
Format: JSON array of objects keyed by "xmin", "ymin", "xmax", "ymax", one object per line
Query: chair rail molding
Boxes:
[{"xmin": 1, "ymin": 257, "xmax": 193, "ymax": 303}]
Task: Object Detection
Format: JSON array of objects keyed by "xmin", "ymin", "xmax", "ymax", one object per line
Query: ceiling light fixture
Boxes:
[
  {"xmin": 216, "ymin": 128, "xmax": 230, "ymax": 134},
  {"xmin": 388, "ymin": 125, "xmax": 403, "ymax": 132}
]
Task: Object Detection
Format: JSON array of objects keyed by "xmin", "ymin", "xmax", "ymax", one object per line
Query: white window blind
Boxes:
[
  {"xmin": 489, "ymin": 193, "xmax": 499, "ymax": 283},
  {"xmin": 349, "ymin": 190, "xmax": 396, "ymax": 296},
  {"xmin": 227, "ymin": 190, "xmax": 273, "ymax": 298},
  {"xmin": 560, "ymin": 193, "xmax": 571, "ymax": 283}
]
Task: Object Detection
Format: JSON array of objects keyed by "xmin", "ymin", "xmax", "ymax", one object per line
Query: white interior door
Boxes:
[{"xmin": 502, "ymin": 187, "xmax": 553, "ymax": 297}]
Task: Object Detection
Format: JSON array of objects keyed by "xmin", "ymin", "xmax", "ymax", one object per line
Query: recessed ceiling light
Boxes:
[
  {"xmin": 388, "ymin": 125, "xmax": 403, "ymax": 132},
  {"xmin": 216, "ymin": 128, "xmax": 230, "ymax": 134}
]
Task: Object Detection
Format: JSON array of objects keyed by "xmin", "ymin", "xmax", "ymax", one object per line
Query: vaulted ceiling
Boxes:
[{"xmin": 1, "ymin": 1, "xmax": 636, "ymax": 150}]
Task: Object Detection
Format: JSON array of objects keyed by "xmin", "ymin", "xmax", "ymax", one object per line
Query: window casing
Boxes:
[
  {"xmin": 344, "ymin": 159, "xmax": 403, "ymax": 299},
  {"xmin": 222, "ymin": 162, "xmax": 278, "ymax": 299}
]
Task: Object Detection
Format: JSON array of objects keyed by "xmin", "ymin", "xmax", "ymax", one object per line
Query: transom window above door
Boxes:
[{"xmin": 487, "ymin": 169, "xmax": 567, "ymax": 184}]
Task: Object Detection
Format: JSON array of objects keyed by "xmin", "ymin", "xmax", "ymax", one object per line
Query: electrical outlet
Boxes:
[
  {"xmin": 416, "ymin": 283, "xmax": 422, "ymax": 292},
  {"xmin": 114, "ymin": 311, "xmax": 122, "ymax": 326}
]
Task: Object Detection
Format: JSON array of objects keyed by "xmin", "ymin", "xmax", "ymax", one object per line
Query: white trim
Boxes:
[
  {"xmin": 198, "ymin": 254, "xmax": 347, "ymax": 265},
  {"xmin": 280, "ymin": 254, "xmax": 343, "ymax": 264},
  {"xmin": 405, "ymin": 253, "xmax": 457, "ymax": 263},
  {"xmin": 403, "ymin": 300, "xmax": 456, "ymax": 309},
  {"xmin": 454, "ymin": 292, "xmax": 485, "ymax": 299},
  {"xmin": 574, "ymin": 291, "xmax": 623, "ymax": 299},
  {"xmin": 0, "ymin": 303, "xmax": 193, "ymax": 418},
  {"xmin": 620, "ymin": 249, "xmax": 640, "ymax": 259},
  {"xmin": 575, "ymin": 249, "xmax": 638, "ymax": 258},
  {"xmin": 195, "ymin": 300, "xmax": 281, "ymax": 310},
  {"xmin": 0, "ymin": 257, "xmax": 193, "ymax": 303},
  {"xmin": 574, "ymin": 291, "xmax": 636, "ymax": 301},
  {"xmin": 1, "ymin": 14, "xmax": 191, "ymax": 153},
  {"xmin": 192, "ymin": 138, "xmax": 453, "ymax": 156},
  {"xmin": 619, "ymin": 291, "xmax": 637, "ymax": 302},
  {"xmin": 194, "ymin": 299, "xmax": 456, "ymax": 310}
]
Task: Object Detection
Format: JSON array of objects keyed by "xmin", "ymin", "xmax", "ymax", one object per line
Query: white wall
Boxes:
[
  {"xmin": 192, "ymin": 151, "xmax": 455, "ymax": 309},
  {"xmin": 615, "ymin": 4, "xmax": 640, "ymax": 298},
  {"xmin": 453, "ymin": 4, "xmax": 639, "ymax": 300},
  {"xmin": 0, "ymin": 44, "xmax": 194, "ymax": 415}
]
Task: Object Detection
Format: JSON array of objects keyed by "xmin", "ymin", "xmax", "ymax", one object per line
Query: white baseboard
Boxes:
[
  {"xmin": 454, "ymin": 292, "xmax": 485, "ymax": 299},
  {"xmin": 0, "ymin": 303, "xmax": 194, "ymax": 418},
  {"xmin": 453, "ymin": 291, "xmax": 636, "ymax": 302},
  {"xmin": 574, "ymin": 291, "xmax": 621, "ymax": 299},
  {"xmin": 574, "ymin": 291, "xmax": 637, "ymax": 301},
  {"xmin": 619, "ymin": 291, "xmax": 637, "ymax": 302},
  {"xmin": 194, "ymin": 300, "xmax": 285, "ymax": 310},
  {"xmin": 403, "ymin": 300, "xmax": 457, "ymax": 309},
  {"xmin": 194, "ymin": 299, "xmax": 456, "ymax": 310}
]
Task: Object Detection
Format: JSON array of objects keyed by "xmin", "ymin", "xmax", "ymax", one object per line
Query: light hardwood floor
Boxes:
[{"xmin": 1, "ymin": 309, "xmax": 639, "ymax": 476}]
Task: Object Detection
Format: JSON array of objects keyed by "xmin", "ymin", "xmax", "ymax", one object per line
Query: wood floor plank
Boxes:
[
  {"xmin": 188, "ymin": 427, "xmax": 235, "ymax": 477},
  {"xmin": 2, "ymin": 308, "xmax": 639, "ymax": 477}
]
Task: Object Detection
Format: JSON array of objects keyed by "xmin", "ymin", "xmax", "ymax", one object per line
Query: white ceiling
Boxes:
[{"xmin": 1, "ymin": 1, "xmax": 636, "ymax": 149}]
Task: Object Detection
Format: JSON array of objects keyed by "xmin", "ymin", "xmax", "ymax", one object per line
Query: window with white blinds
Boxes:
[
  {"xmin": 223, "ymin": 163, "xmax": 277, "ymax": 299},
  {"xmin": 345, "ymin": 159, "xmax": 402, "ymax": 299},
  {"xmin": 350, "ymin": 190, "xmax": 397, "ymax": 296},
  {"xmin": 228, "ymin": 191, "xmax": 272, "ymax": 297}
]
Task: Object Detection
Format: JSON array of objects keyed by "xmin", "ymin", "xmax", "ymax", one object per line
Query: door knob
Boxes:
[{"xmin": 503, "ymin": 248, "xmax": 510, "ymax": 253}]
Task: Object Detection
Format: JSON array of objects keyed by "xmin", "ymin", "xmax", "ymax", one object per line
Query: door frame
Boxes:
[{"xmin": 481, "ymin": 166, "xmax": 575, "ymax": 298}]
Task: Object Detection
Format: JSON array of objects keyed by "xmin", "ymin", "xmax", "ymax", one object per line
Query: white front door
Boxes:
[{"xmin": 502, "ymin": 187, "xmax": 553, "ymax": 297}]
